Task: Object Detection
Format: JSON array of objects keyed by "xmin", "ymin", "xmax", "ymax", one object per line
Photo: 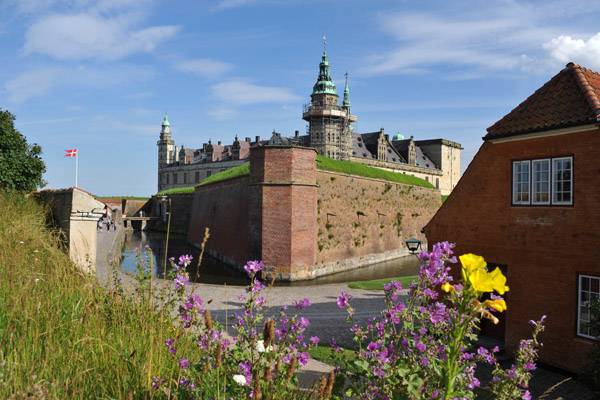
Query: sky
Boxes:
[{"xmin": 2, "ymin": 0, "xmax": 600, "ymax": 197}]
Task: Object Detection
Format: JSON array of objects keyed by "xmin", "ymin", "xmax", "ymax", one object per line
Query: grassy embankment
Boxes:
[
  {"xmin": 347, "ymin": 275, "xmax": 418, "ymax": 291},
  {"xmin": 157, "ymin": 155, "xmax": 435, "ymax": 196},
  {"xmin": 0, "ymin": 191, "xmax": 196, "ymax": 398}
]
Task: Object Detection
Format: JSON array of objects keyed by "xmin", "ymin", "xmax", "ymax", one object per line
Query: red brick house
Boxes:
[{"xmin": 424, "ymin": 62, "xmax": 600, "ymax": 373}]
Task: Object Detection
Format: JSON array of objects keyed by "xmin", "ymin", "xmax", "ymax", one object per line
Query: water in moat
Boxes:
[{"xmin": 121, "ymin": 231, "xmax": 421, "ymax": 287}]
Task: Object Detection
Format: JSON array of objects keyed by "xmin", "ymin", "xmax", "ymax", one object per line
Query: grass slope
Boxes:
[
  {"xmin": 316, "ymin": 155, "xmax": 435, "ymax": 189},
  {"xmin": 162, "ymin": 156, "xmax": 436, "ymax": 193},
  {"xmin": 0, "ymin": 191, "xmax": 194, "ymax": 398}
]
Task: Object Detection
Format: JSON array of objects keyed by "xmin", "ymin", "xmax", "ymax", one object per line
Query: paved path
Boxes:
[{"xmin": 95, "ymin": 229, "xmax": 595, "ymax": 399}]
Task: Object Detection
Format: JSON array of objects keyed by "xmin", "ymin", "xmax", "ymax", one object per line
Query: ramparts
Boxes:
[{"xmin": 186, "ymin": 145, "xmax": 441, "ymax": 281}]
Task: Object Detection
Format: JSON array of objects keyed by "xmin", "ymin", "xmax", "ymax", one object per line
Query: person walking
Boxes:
[{"xmin": 98, "ymin": 219, "xmax": 103, "ymax": 232}]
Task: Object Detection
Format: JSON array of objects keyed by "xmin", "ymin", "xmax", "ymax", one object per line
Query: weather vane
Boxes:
[{"xmin": 323, "ymin": 35, "xmax": 326, "ymax": 51}]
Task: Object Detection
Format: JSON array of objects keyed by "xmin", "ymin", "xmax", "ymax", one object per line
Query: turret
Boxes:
[
  {"xmin": 232, "ymin": 135, "xmax": 241, "ymax": 160},
  {"xmin": 157, "ymin": 113, "xmax": 175, "ymax": 191},
  {"xmin": 205, "ymin": 139, "xmax": 214, "ymax": 162}
]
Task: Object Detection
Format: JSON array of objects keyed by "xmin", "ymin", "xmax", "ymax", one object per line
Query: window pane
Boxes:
[
  {"xmin": 553, "ymin": 157, "xmax": 573, "ymax": 204},
  {"xmin": 513, "ymin": 161, "xmax": 530, "ymax": 204},
  {"xmin": 532, "ymin": 160, "xmax": 550, "ymax": 204}
]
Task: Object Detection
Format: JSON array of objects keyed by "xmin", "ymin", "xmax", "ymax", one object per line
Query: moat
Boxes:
[{"xmin": 121, "ymin": 231, "xmax": 420, "ymax": 286}]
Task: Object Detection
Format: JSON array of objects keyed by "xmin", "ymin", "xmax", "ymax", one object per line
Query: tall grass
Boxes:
[{"xmin": 0, "ymin": 190, "xmax": 194, "ymax": 398}]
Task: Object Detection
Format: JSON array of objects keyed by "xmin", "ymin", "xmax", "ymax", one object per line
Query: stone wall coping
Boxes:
[
  {"xmin": 348, "ymin": 156, "xmax": 444, "ymax": 176},
  {"xmin": 192, "ymin": 175, "xmax": 250, "ymax": 191},
  {"xmin": 317, "ymin": 169, "xmax": 440, "ymax": 193},
  {"xmin": 253, "ymin": 145, "xmax": 318, "ymax": 152}
]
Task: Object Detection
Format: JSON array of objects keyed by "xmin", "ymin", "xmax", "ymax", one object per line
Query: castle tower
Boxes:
[
  {"xmin": 302, "ymin": 39, "xmax": 357, "ymax": 160},
  {"xmin": 157, "ymin": 113, "xmax": 174, "ymax": 191}
]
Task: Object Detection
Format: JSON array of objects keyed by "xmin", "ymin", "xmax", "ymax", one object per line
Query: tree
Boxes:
[{"xmin": 0, "ymin": 109, "xmax": 46, "ymax": 192}]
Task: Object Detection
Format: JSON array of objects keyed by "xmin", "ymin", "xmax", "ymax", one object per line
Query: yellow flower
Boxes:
[
  {"xmin": 441, "ymin": 282, "xmax": 454, "ymax": 292},
  {"xmin": 459, "ymin": 253, "xmax": 487, "ymax": 273},
  {"xmin": 469, "ymin": 266, "xmax": 509, "ymax": 295},
  {"xmin": 483, "ymin": 299, "xmax": 507, "ymax": 312}
]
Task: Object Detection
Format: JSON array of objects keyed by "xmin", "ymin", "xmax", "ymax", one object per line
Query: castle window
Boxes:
[
  {"xmin": 578, "ymin": 274, "xmax": 599, "ymax": 339},
  {"xmin": 183, "ymin": 173, "xmax": 187, "ymax": 184},
  {"xmin": 195, "ymin": 172, "xmax": 200, "ymax": 183},
  {"xmin": 173, "ymin": 173, "xmax": 178, "ymax": 184},
  {"xmin": 166, "ymin": 174, "xmax": 169, "ymax": 184},
  {"xmin": 207, "ymin": 171, "xmax": 212, "ymax": 178}
]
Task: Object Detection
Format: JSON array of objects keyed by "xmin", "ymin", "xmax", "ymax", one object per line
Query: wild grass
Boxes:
[{"xmin": 0, "ymin": 190, "xmax": 195, "ymax": 398}]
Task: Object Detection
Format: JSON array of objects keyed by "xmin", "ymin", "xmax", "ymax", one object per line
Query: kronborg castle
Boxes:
[{"xmin": 157, "ymin": 46, "xmax": 462, "ymax": 195}]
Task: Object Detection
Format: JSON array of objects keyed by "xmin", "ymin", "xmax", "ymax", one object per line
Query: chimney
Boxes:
[
  {"xmin": 218, "ymin": 141, "xmax": 222, "ymax": 145},
  {"xmin": 295, "ymin": 130, "xmax": 299, "ymax": 138},
  {"xmin": 255, "ymin": 135, "xmax": 260, "ymax": 143},
  {"xmin": 245, "ymin": 137, "xmax": 251, "ymax": 142}
]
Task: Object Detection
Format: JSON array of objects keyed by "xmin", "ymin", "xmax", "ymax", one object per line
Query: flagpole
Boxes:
[{"xmin": 76, "ymin": 149, "xmax": 78, "ymax": 188}]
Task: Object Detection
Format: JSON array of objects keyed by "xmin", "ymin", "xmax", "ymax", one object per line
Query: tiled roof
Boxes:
[{"xmin": 485, "ymin": 63, "xmax": 600, "ymax": 140}]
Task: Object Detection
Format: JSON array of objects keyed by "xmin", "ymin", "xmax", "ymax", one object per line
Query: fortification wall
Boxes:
[
  {"xmin": 187, "ymin": 177, "xmax": 250, "ymax": 268},
  {"xmin": 185, "ymin": 146, "xmax": 442, "ymax": 281},
  {"xmin": 313, "ymin": 171, "xmax": 440, "ymax": 276}
]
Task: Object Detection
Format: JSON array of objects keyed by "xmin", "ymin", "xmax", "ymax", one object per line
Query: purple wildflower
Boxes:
[
  {"xmin": 178, "ymin": 254, "xmax": 193, "ymax": 266},
  {"xmin": 179, "ymin": 358, "xmax": 189, "ymax": 369},
  {"xmin": 174, "ymin": 274, "xmax": 189, "ymax": 289},
  {"xmin": 337, "ymin": 292, "xmax": 353, "ymax": 308},
  {"xmin": 293, "ymin": 298, "xmax": 311, "ymax": 310},
  {"xmin": 244, "ymin": 260, "xmax": 264, "ymax": 276}
]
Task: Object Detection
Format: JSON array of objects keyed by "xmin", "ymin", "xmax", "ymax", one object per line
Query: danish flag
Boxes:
[{"xmin": 64, "ymin": 149, "xmax": 77, "ymax": 157}]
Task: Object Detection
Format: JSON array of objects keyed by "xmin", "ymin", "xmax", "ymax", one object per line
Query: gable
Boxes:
[{"xmin": 485, "ymin": 63, "xmax": 600, "ymax": 140}]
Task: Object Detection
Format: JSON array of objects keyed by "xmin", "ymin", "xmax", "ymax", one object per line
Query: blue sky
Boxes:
[{"xmin": 2, "ymin": 0, "xmax": 600, "ymax": 196}]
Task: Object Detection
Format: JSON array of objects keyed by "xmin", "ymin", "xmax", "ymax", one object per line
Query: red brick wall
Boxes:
[
  {"xmin": 248, "ymin": 146, "xmax": 318, "ymax": 280},
  {"xmin": 424, "ymin": 129, "xmax": 600, "ymax": 373},
  {"xmin": 187, "ymin": 177, "xmax": 250, "ymax": 266}
]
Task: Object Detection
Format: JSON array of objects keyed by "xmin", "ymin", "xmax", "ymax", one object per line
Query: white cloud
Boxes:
[
  {"xmin": 22, "ymin": 13, "xmax": 180, "ymax": 61},
  {"xmin": 211, "ymin": 80, "xmax": 300, "ymax": 105},
  {"xmin": 543, "ymin": 33, "xmax": 600, "ymax": 70},
  {"xmin": 206, "ymin": 107, "xmax": 239, "ymax": 121},
  {"xmin": 212, "ymin": 0, "xmax": 260, "ymax": 11},
  {"xmin": 364, "ymin": 2, "xmax": 600, "ymax": 77},
  {"xmin": 173, "ymin": 58, "xmax": 234, "ymax": 78},
  {"xmin": 4, "ymin": 64, "xmax": 155, "ymax": 103},
  {"xmin": 4, "ymin": 68, "xmax": 63, "ymax": 103}
]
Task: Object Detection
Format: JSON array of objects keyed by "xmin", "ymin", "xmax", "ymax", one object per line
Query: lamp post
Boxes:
[
  {"xmin": 405, "ymin": 238, "xmax": 422, "ymax": 255},
  {"xmin": 158, "ymin": 195, "xmax": 171, "ymax": 280}
]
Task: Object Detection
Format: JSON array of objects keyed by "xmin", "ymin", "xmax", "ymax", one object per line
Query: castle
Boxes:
[{"xmin": 158, "ymin": 45, "xmax": 462, "ymax": 195}]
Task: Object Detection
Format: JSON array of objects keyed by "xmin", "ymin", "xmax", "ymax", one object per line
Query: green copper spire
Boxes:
[
  {"xmin": 312, "ymin": 36, "xmax": 337, "ymax": 96},
  {"xmin": 162, "ymin": 113, "xmax": 170, "ymax": 126},
  {"xmin": 343, "ymin": 71, "xmax": 351, "ymax": 112}
]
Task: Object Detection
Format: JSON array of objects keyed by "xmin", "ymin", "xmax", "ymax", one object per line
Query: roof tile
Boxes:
[{"xmin": 485, "ymin": 63, "xmax": 600, "ymax": 140}]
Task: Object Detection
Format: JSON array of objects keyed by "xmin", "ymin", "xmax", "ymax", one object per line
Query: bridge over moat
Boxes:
[{"xmin": 122, "ymin": 216, "xmax": 158, "ymax": 231}]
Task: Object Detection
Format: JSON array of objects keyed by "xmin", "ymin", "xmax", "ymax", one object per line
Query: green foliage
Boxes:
[
  {"xmin": 316, "ymin": 155, "xmax": 435, "ymax": 189},
  {"xmin": 325, "ymin": 222, "xmax": 333, "ymax": 230},
  {"xmin": 347, "ymin": 276, "xmax": 418, "ymax": 290},
  {"xmin": 383, "ymin": 183, "xmax": 392, "ymax": 194},
  {"xmin": 442, "ymin": 194, "xmax": 449, "ymax": 203},
  {"xmin": 582, "ymin": 297, "xmax": 600, "ymax": 396},
  {"xmin": 0, "ymin": 109, "xmax": 46, "ymax": 192}
]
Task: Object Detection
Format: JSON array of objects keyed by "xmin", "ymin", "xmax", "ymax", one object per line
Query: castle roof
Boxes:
[{"xmin": 485, "ymin": 62, "xmax": 600, "ymax": 140}]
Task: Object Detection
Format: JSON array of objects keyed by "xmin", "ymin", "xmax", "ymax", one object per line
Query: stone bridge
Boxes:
[{"xmin": 122, "ymin": 216, "xmax": 158, "ymax": 231}]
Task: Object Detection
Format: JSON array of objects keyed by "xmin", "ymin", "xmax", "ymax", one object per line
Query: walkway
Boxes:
[{"xmin": 95, "ymin": 231, "xmax": 595, "ymax": 398}]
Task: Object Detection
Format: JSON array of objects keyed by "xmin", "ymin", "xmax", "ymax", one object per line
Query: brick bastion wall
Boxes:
[{"xmin": 187, "ymin": 145, "xmax": 441, "ymax": 281}]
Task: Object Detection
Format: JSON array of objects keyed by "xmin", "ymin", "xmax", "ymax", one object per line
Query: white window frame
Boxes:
[
  {"xmin": 552, "ymin": 157, "xmax": 573, "ymax": 205},
  {"xmin": 512, "ymin": 156, "xmax": 573, "ymax": 206},
  {"xmin": 578, "ymin": 274, "xmax": 600, "ymax": 339},
  {"xmin": 532, "ymin": 159, "xmax": 550, "ymax": 205},
  {"xmin": 512, "ymin": 160, "xmax": 530, "ymax": 205}
]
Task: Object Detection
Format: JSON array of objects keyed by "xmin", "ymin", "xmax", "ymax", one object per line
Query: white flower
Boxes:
[
  {"xmin": 18, "ymin": 241, "xmax": 24, "ymax": 244},
  {"xmin": 35, "ymin": 279, "xmax": 40, "ymax": 283},
  {"xmin": 233, "ymin": 374, "xmax": 246, "ymax": 386},
  {"xmin": 256, "ymin": 340, "xmax": 273, "ymax": 353}
]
